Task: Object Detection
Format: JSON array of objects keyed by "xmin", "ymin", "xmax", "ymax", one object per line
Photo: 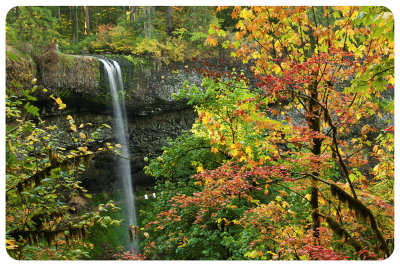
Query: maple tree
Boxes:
[{"xmin": 140, "ymin": 6, "xmax": 393, "ymax": 260}]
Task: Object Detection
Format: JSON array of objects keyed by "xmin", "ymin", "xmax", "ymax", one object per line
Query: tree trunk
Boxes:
[
  {"xmin": 308, "ymin": 83, "xmax": 322, "ymax": 242},
  {"xmin": 129, "ymin": 6, "xmax": 137, "ymax": 21},
  {"xmin": 122, "ymin": 6, "xmax": 127, "ymax": 21},
  {"xmin": 69, "ymin": 6, "xmax": 72, "ymax": 26},
  {"xmin": 14, "ymin": 6, "xmax": 19, "ymax": 20},
  {"xmin": 165, "ymin": 6, "xmax": 174, "ymax": 36},
  {"xmin": 69, "ymin": 7, "xmax": 74, "ymax": 42},
  {"xmin": 143, "ymin": 6, "xmax": 152, "ymax": 38},
  {"xmin": 57, "ymin": 6, "xmax": 61, "ymax": 21},
  {"xmin": 70, "ymin": 6, "xmax": 79, "ymax": 43},
  {"xmin": 84, "ymin": 6, "xmax": 90, "ymax": 35},
  {"xmin": 75, "ymin": 6, "xmax": 79, "ymax": 42}
]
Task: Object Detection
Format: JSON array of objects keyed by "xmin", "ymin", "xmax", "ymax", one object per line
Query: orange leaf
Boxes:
[{"xmin": 206, "ymin": 36, "xmax": 218, "ymax": 46}]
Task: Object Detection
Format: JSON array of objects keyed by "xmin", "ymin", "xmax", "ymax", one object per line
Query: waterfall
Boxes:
[{"xmin": 99, "ymin": 58, "xmax": 138, "ymax": 252}]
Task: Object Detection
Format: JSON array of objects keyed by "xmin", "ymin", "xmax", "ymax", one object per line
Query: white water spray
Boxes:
[{"xmin": 99, "ymin": 58, "xmax": 138, "ymax": 252}]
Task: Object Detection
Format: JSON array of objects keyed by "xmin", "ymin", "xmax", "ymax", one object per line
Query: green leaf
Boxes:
[
  {"xmin": 332, "ymin": 11, "xmax": 341, "ymax": 19},
  {"xmin": 20, "ymin": 191, "xmax": 31, "ymax": 197},
  {"xmin": 24, "ymin": 102, "xmax": 39, "ymax": 116},
  {"xmin": 22, "ymin": 90, "xmax": 37, "ymax": 101}
]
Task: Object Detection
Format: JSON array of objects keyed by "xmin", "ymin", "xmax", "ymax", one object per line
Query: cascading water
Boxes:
[{"xmin": 99, "ymin": 58, "xmax": 138, "ymax": 252}]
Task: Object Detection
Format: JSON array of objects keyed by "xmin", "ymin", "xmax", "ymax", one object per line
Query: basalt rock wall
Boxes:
[
  {"xmin": 36, "ymin": 52, "xmax": 250, "ymax": 115},
  {"xmin": 7, "ymin": 49, "xmax": 250, "ymax": 193}
]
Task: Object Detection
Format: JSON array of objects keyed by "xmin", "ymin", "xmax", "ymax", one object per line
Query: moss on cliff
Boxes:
[
  {"xmin": 6, "ymin": 45, "xmax": 36, "ymax": 95},
  {"xmin": 7, "ymin": 47, "xmax": 246, "ymax": 114},
  {"xmin": 41, "ymin": 53, "xmax": 100, "ymax": 95}
]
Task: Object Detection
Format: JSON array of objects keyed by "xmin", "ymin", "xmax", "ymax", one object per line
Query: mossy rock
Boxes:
[
  {"xmin": 40, "ymin": 52, "xmax": 101, "ymax": 95},
  {"xmin": 6, "ymin": 45, "xmax": 36, "ymax": 95}
]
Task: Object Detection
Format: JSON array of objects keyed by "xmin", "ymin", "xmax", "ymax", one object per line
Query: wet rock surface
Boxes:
[{"xmin": 27, "ymin": 52, "xmax": 248, "ymax": 193}]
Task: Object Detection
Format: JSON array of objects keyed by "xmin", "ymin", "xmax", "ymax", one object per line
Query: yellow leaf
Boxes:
[
  {"xmin": 66, "ymin": 115, "xmax": 73, "ymax": 120},
  {"xmin": 78, "ymin": 146, "xmax": 88, "ymax": 152},
  {"xmin": 55, "ymin": 97, "xmax": 66, "ymax": 109},
  {"xmin": 231, "ymin": 148, "xmax": 238, "ymax": 157},
  {"xmin": 304, "ymin": 194, "xmax": 311, "ymax": 201},
  {"xmin": 245, "ymin": 145, "xmax": 252, "ymax": 155},
  {"xmin": 196, "ymin": 166, "xmax": 204, "ymax": 173},
  {"xmin": 389, "ymin": 76, "xmax": 394, "ymax": 85},
  {"xmin": 351, "ymin": 10, "xmax": 359, "ymax": 20},
  {"xmin": 6, "ymin": 239, "xmax": 19, "ymax": 250},
  {"xmin": 79, "ymin": 132, "xmax": 86, "ymax": 139},
  {"xmin": 232, "ymin": 219, "xmax": 240, "ymax": 225},
  {"xmin": 115, "ymin": 144, "xmax": 123, "ymax": 148},
  {"xmin": 70, "ymin": 124, "xmax": 77, "ymax": 132},
  {"xmin": 271, "ymin": 63, "xmax": 281, "ymax": 74}
]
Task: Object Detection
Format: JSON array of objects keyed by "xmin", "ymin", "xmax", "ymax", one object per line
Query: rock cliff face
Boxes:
[
  {"xmin": 8, "ymin": 50, "xmax": 248, "ymax": 193},
  {"xmin": 37, "ymin": 53, "xmax": 248, "ymax": 115}
]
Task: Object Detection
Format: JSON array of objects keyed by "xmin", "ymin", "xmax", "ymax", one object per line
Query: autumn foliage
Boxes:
[
  {"xmin": 5, "ymin": 5, "xmax": 394, "ymax": 260},
  {"xmin": 140, "ymin": 6, "xmax": 393, "ymax": 260}
]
